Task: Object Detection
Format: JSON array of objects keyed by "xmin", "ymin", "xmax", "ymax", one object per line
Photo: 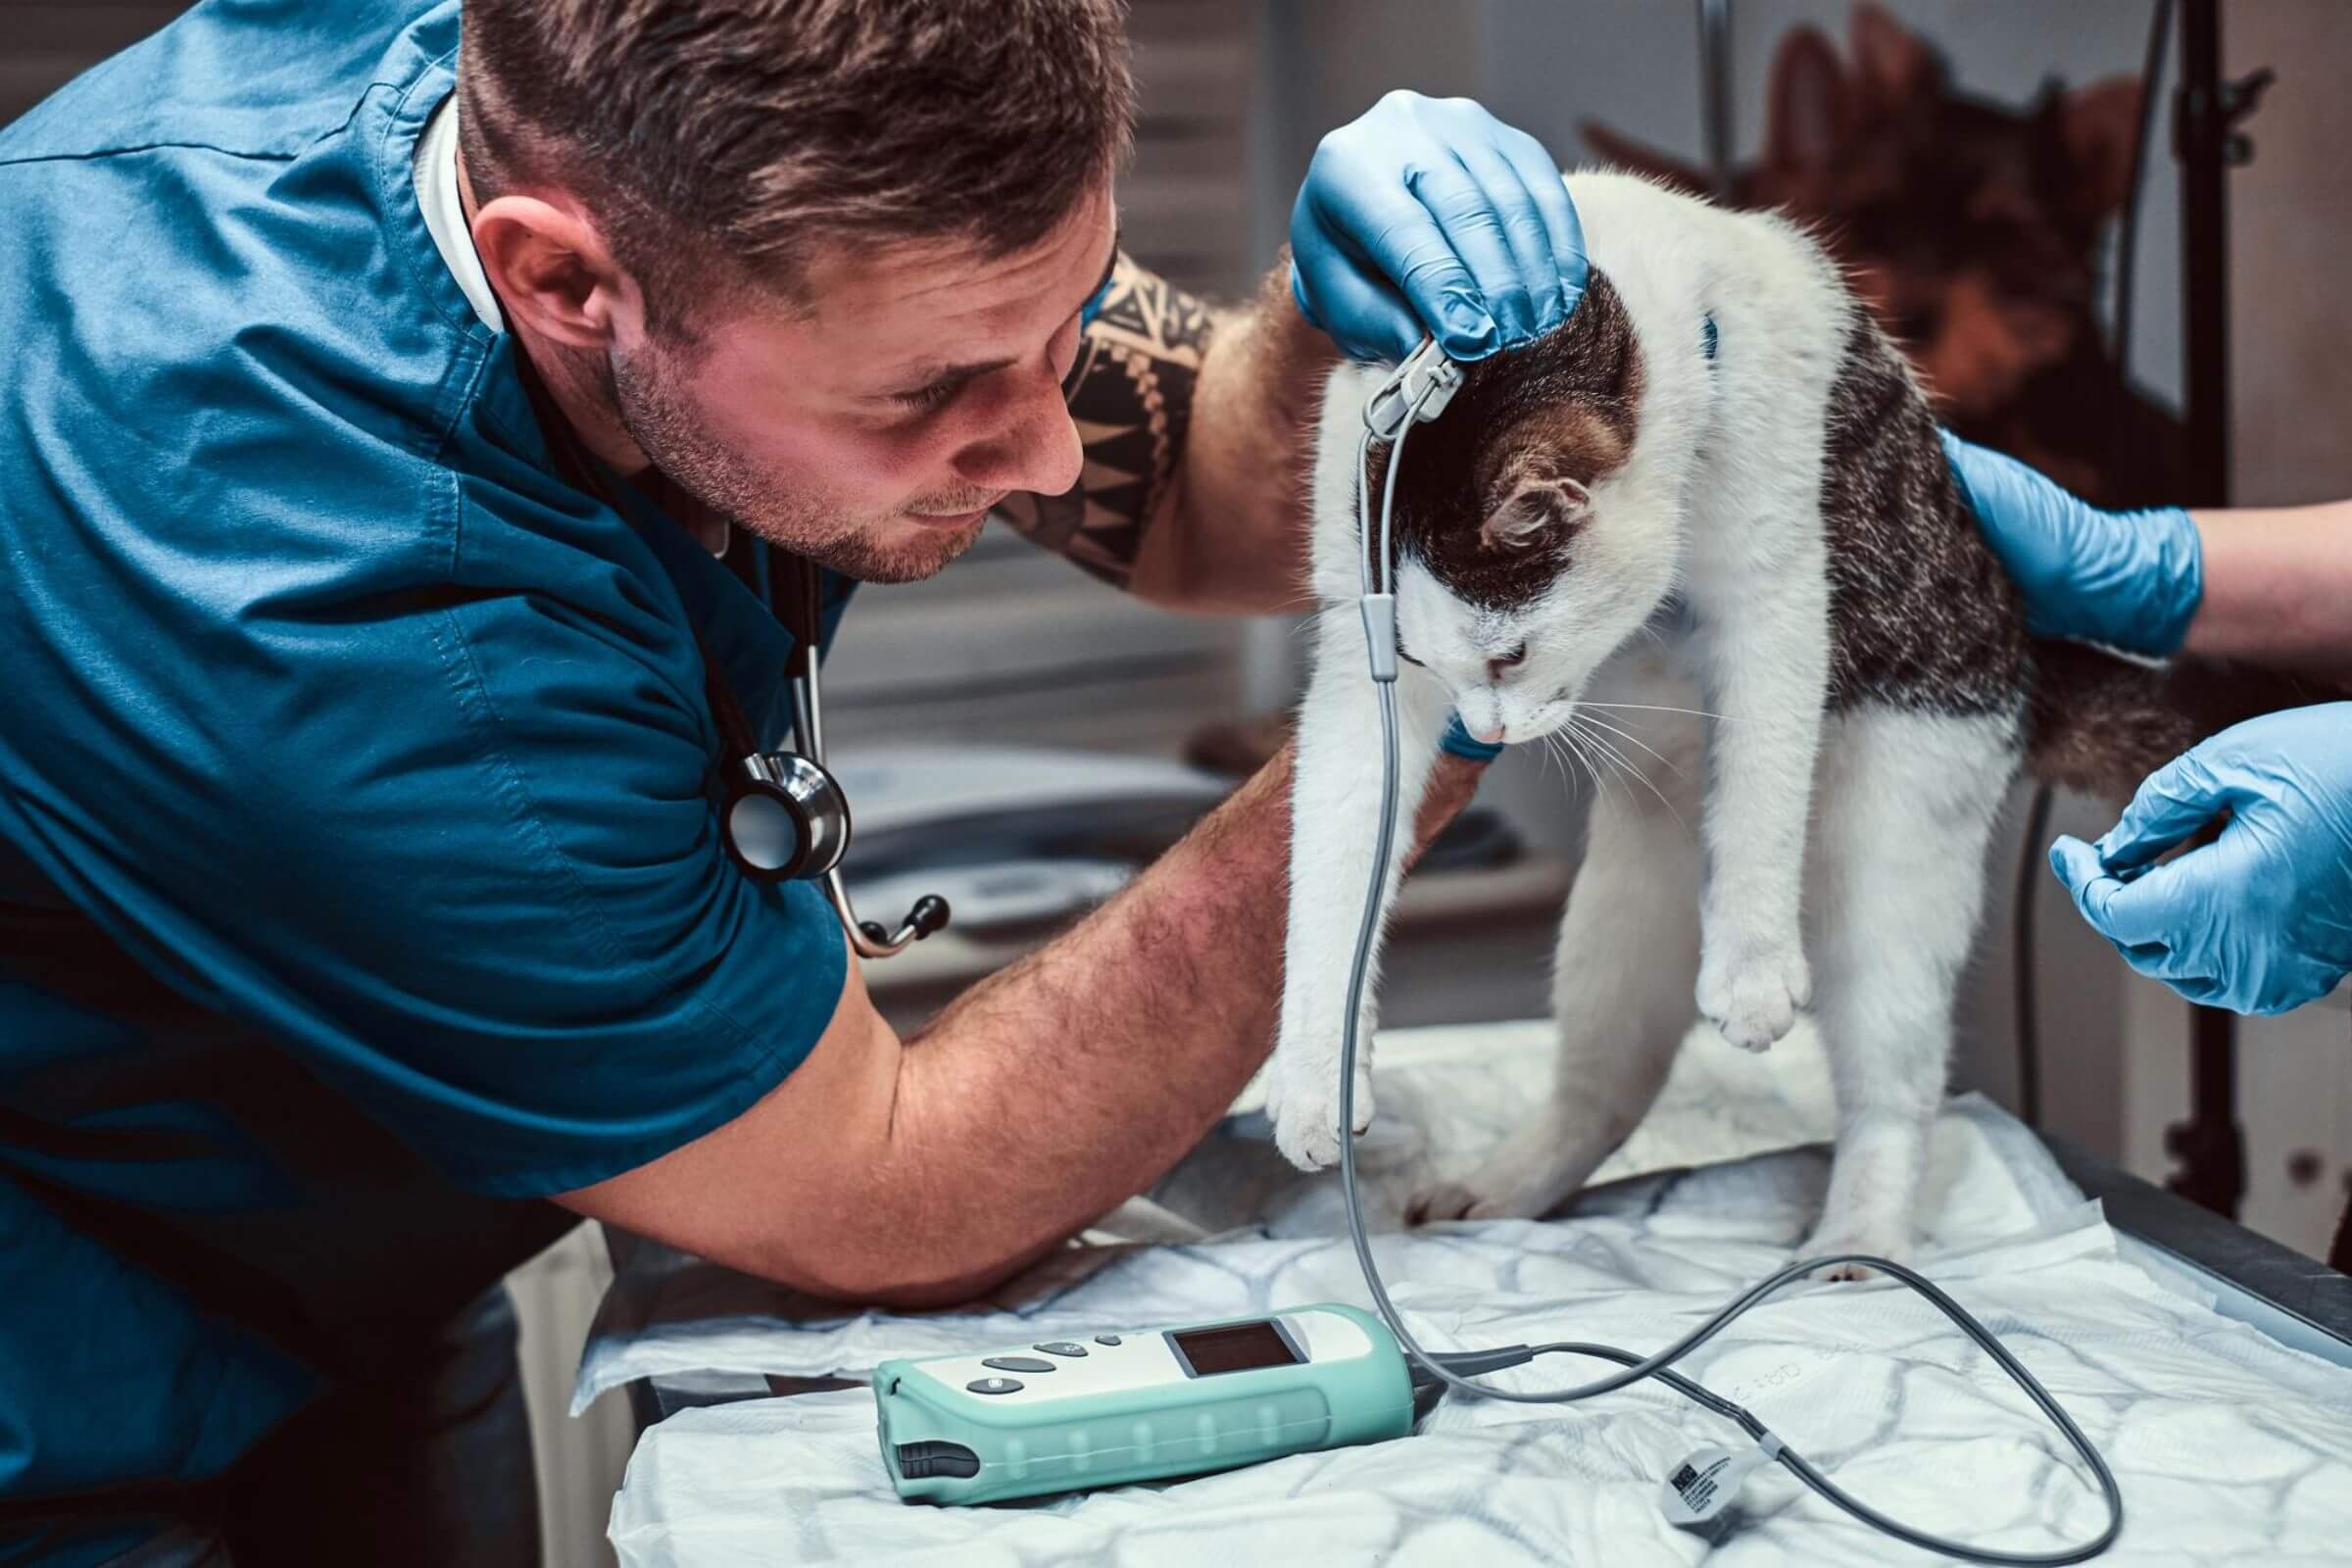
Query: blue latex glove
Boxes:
[
  {"xmin": 1290, "ymin": 91, "xmax": 1588, "ymax": 364},
  {"xmin": 2050, "ymin": 703, "xmax": 2352, "ymax": 1015},
  {"xmin": 1940, "ymin": 431, "xmax": 2203, "ymax": 656},
  {"xmin": 1440, "ymin": 712, "xmax": 1506, "ymax": 762}
]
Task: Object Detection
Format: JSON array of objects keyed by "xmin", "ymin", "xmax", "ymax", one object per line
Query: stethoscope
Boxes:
[{"xmin": 506, "ymin": 343, "xmax": 949, "ymax": 960}]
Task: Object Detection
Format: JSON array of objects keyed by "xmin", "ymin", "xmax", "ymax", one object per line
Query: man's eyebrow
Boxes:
[{"xmin": 884, "ymin": 226, "xmax": 1122, "ymax": 393}]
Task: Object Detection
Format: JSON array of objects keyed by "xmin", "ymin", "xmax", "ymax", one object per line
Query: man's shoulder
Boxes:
[{"xmin": 0, "ymin": 0, "xmax": 454, "ymax": 167}]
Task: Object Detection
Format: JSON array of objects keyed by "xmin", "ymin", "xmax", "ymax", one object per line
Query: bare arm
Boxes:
[
  {"xmin": 557, "ymin": 746, "xmax": 1485, "ymax": 1307},
  {"xmin": 996, "ymin": 258, "xmax": 1336, "ymax": 615},
  {"xmin": 2184, "ymin": 500, "xmax": 2352, "ymax": 681}
]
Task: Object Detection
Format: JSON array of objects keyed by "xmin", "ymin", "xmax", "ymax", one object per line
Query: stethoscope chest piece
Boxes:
[{"xmin": 724, "ymin": 751, "xmax": 851, "ymax": 882}]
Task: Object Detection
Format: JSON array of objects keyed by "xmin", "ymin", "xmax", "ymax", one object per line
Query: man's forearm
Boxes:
[
  {"xmin": 996, "ymin": 257, "xmax": 1337, "ymax": 615},
  {"xmin": 1128, "ymin": 263, "xmax": 1338, "ymax": 612},
  {"xmin": 862, "ymin": 746, "xmax": 1481, "ymax": 1301},
  {"xmin": 2186, "ymin": 501, "xmax": 2352, "ymax": 681}
]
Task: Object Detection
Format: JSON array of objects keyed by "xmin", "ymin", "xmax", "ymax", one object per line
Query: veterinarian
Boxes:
[
  {"xmin": 1947, "ymin": 435, "xmax": 2352, "ymax": 1016},
  {"xmin": 0, "ymin": 2, "xmax": 1587, "ymax": 1563}
]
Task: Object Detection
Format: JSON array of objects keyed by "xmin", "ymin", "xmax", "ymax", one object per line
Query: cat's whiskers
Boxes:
[
  {"xmin": 1579, "ymin": 700, "xmax": 1733, "ymax": 723},
  {"xmin": 1574, "ymin": 710, "xmax": 1687, "ymax": 779},
  {"xmin": 1567, "ymin": 711, "xmax": 1691, "ymax": 833},
  {"xmin": 1548, "ymin": 726, "xmax": 1611, "ymax": 806}
]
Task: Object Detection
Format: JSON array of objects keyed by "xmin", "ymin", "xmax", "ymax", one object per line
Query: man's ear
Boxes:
[
  {"xmin": 1481, "ymin": 473, "xmax": 1590, "ymax": 552},
  {"xmin": 467, "ymin": 194, "xmax": 642, "ymax": 349}
]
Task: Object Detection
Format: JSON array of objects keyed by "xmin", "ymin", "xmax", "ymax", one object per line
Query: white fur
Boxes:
[{"xmin": 1273, "ymin": 172, "xmax": 2022, "ymax": 1265}]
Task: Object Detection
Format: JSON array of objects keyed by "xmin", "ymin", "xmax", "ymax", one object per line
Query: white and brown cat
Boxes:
[{"xmin": 1264, "ymin": 171, "xmax": 2321, "ymax": 1272}]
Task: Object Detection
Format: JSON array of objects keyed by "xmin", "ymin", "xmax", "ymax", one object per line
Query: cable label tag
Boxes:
[{"xmin": 1659, "ymin": 1440, "xmax": 1776, "ymax": 1526}]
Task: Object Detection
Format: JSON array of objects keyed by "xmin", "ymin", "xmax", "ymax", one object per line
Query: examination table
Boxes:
[{"xmin": 579, "ymin": 1021, "xmax": 2352, "ymax": 1566}]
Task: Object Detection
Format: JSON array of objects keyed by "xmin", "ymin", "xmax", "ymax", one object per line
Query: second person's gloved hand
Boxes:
[
  {"xmin": 2050, "ymin": 703, "xmax": 2352, "ymax": 1015},
  {"xmin": 1290, "ymin": 91, "xmax": 1587, "ymax": 365},
  {"xmin": 1940, "ymin": 432, "xmax": 2204, "ymax": 657}
]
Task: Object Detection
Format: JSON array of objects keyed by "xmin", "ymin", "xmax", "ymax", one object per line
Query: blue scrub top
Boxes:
[{"xmin": 0, "ymin": 3, "xmax": 853, "ymax": 1557}]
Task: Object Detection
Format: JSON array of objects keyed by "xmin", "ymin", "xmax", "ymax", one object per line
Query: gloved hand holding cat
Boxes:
[{"xmin": 1946, "ymin": 431, "xmax": 2352, "ymax": 1015}]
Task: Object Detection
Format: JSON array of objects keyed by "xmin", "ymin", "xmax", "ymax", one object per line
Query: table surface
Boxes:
[{"xmin": 616, "ymin": 1128, "xmax": 2352, "ymax": 1434}]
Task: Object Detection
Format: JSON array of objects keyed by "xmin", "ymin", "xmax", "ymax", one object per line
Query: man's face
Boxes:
[{"xmin": 609, "ymin": 183, "xmax": 1117, "ymax": 583}]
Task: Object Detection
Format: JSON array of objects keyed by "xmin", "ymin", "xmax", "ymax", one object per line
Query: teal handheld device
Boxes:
[{"xmin": 875, "ymin": 1303, "xmax": 1414, "ymax": 1504}]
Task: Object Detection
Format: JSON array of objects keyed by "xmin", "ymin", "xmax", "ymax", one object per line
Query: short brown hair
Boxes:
[{"xmin": 461, "ymin": 0, "xmax": 1136, "ymax": 331}]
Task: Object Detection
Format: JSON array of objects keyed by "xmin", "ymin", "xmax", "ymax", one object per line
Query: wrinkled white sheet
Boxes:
[
  {"xmin": 576, "ymin": 1021, "xmax": 1840, "ymax": 1410},
  {"xmin": 589, "ymin": 1027, "xmax": 2352, "ymax": 1566}
]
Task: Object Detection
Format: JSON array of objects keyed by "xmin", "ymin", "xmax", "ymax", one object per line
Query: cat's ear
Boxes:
[
  {"xmin": 2058, "ymin": 75, "xmax": 2145, "ymax": 218},
  {"xmin": 1847, "ymin": 3, "xmax": 1939, "ymax": 120},
  {"xmin": 1481, "ymin": 475, "xmax": 1590, "ymax": 553},
  {"xmin": 1766, "ymin": 24, "xmax": 1850, "ymax": 177},
  {"xmin": 1580, "ymin": 122, "xmax": 1712, "ymax": 198}
]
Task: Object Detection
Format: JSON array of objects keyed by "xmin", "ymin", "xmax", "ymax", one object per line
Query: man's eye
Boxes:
[{"xmin": 893, "ymin": 377, "xmax": 965, "ymax": 414}]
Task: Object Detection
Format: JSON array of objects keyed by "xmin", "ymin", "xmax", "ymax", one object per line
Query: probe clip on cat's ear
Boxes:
[{"xmin": 1363, "ymin": 336, "xmax": 1464, "ymax": 442}]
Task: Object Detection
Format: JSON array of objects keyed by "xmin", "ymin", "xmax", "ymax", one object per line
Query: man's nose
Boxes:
[{"xmin": 955, "ymin": 368, "xmax": 1084, "ymax": 498}]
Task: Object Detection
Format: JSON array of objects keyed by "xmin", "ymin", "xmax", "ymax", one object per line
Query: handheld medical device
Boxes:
[
  {"xmin": 874, "ymin": 339, "xmax": 2125, "ymax": 1564},
  {"xmin": 876, "ymin": 1304, "xmax": 1414, "ymax": 1503}
]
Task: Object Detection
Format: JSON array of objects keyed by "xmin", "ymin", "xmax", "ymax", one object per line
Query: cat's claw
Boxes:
[
  {"xmin": 1799, "ymin": 1227, "xmax": 1911, "ymax": 1283},
  {"xmin": 1268, "ymin": 1051, "xmax": 1374, "ymax": 1172},
  {"xmin": 1695, "ymin": 940, "xmax": 1811, "ymax": 1052}
]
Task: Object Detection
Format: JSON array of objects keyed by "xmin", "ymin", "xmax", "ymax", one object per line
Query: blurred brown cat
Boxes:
[{"xmin": 1584, "ymin": 1, "xmax": 2183, "ymax": 508}]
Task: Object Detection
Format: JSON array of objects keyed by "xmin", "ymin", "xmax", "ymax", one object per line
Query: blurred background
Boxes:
[{"xmin": 10, "ymin": 3, "xmax": 2348, "ymax": 1563}]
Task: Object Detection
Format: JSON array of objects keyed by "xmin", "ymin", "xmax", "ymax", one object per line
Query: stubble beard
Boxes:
[{"xmin": 607, "ymin": 342, "xmax": 989, "ymax": 584}]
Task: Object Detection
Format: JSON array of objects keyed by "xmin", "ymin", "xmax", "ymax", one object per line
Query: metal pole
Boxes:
[
  {"xmin": 2165, "ymin": 0, "xmax": 2269, "ymax": 1222},
  {"xmin": 1697, "ymin": 0, "xmax": 1733, "ymax": 198}
]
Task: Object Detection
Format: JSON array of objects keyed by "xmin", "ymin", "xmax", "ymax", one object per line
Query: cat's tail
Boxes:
[{"xmin": 2024, "ymin": 639, "xmax": 2345, "ymax": 800}]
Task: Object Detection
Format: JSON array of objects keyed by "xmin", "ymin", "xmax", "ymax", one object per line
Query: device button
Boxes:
[
  {"xmin": 965, "ymin": 1377, "xmax": 1023, "ymax": 1396},
  {"xmin": 1094, "ymin": 1334, "xmax": 1122, "ymax": 1347},
  {"xmin": 981, "ymin": 1355, "xmax": 1055, "ymax": 1374},
  {"xmin": 1034, "ymin": 1342, "xmax": 1089, "ymax": 1357}
]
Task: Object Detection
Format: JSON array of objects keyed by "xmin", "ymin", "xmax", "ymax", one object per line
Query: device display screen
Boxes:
[{"xmin": 1169, "ymin": 1320, "xmax": 1300, "ymax": 1377}]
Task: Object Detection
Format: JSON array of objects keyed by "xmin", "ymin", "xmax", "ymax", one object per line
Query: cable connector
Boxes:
[{"xmin": 1358, "ymin": 594, "xmax": 1398, "ymax": 682}]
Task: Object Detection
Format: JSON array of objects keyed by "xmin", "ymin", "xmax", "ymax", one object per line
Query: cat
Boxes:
[
  {"xmin": 1583, "ymin": 1, "xmax": 2182, "ymax": 510},
  {"xmin": 1261, "ymin": 170, "xmax": 2324, "ymax": 1271}
]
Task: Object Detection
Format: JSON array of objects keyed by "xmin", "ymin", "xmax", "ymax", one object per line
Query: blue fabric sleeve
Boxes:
[{"xmin": 2, "ymin": 477, "xmax": 848, "ymax": 1200}]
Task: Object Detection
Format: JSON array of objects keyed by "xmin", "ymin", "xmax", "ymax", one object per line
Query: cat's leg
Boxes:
[
  {"xmin": 1265, "ymin": 608, "xmax": 1451, "ymax": 1171},
  {"xmin": 1413, "ymin": 676, "xmax": 1704, "ymax": 1221},
  {"xmin": 1803, "ymin": 705, "xmax": 2018, "ymax": 1277},
  {"xmin": 1687, "ymin": 507, "xmax": 1832, "ymax": 1053}
]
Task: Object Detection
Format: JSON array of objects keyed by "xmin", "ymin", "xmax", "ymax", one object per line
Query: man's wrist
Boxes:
[{"xmin": 2123, "ymin": 505, "xmax": 2205, "ymax": 655}]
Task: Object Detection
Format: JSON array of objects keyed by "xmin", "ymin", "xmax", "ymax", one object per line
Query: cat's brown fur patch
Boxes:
[
  {"xmin": 1372, "ymin": 270, "xmax": 1643, "ymax": 611},
  {"xmin": 1820, "ymin": 318, "xmax": 2029, "ymax": 716}
]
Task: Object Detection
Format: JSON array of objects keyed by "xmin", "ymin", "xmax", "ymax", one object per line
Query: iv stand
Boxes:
[{"xmin": 2165, "ymin": 0, "xmax": 2272, "ymax": 1222}]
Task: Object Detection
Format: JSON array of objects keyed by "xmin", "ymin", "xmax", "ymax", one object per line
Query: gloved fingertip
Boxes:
[
  {"xmin": 2048, "ymin": 834, "xmax": 2100, "ymax": 890},
  {"xmin": 1435, "ymin": 294, "xmax": 1499, "ymax": 359},
  {"xmin": 1288, "ymin": 263, "xmax": 1324, "ymax": 332}
]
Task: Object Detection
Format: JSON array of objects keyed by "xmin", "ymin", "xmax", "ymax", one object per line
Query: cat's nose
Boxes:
[{"xmin": 1485, "ymin": 643, "xmax": 1528, "ymax": 682}]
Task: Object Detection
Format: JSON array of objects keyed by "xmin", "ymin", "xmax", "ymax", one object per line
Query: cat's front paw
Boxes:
[
  {"xmin": 1695, "ymin": 939, "xmax": 1811, "ymax": 1052},
  {"xmin": 1267, "ymin": 1026, "xmax": 1374, "ymax": 1172},
  {"xmin": 1799, "ymin": 1223, "xmax": 1911, "ymax": 1283}
]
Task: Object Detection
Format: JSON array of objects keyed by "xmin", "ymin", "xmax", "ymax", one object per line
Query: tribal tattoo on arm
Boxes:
[{"xmin": 993, "ymin": 253, "xmax": 1219, "ymax": 590}]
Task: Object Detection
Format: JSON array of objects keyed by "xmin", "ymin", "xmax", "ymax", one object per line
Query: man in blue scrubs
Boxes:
[{"xmin": 0, "ymin": 2, "xmax": 1588, "ymax": 1562}]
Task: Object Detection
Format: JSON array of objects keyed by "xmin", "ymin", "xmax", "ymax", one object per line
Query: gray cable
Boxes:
[{"xmin": 1339, "ymin": 405, "xmax": 2125, "ymax": 1562}]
